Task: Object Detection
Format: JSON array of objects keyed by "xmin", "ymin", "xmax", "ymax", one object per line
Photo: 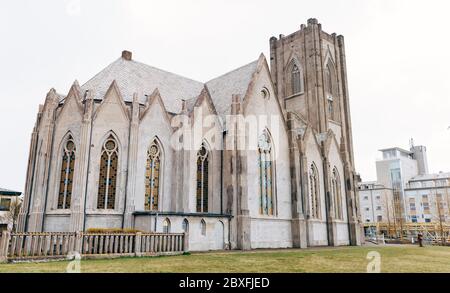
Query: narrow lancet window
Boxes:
[
  {"xmin": 97, "ymin": 135, "xmax": 118, "ymax": 210},
  {"xmin": 58, "ymin": 137, "xmax": 76, "ymax": 209},
  {"xmin": 145, "ymin": 140, "xmax": 162, "ymax": 211}
]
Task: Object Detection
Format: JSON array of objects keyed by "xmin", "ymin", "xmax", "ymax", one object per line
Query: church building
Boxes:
[{"xmin": 18, "ymin": 19, "xmax": 362, "ymax": 251}]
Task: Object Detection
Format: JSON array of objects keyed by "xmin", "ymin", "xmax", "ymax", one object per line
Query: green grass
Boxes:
[{"xmin": 0, "ymin": 245, "xmax": 449, "ymax": 273}]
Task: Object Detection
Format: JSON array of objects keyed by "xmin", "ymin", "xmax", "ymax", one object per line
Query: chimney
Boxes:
[{"xmin": 122, "ymin": 50, "xmax": 132, "ymax": 61}]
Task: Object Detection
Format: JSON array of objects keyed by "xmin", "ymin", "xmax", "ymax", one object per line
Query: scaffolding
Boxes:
[{"xmin": 364, "ymin": 222, "xmax": 450, "ymax": 245}]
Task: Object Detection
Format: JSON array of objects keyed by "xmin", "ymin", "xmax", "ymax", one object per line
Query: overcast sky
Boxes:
[{"xmin": 1, "ymin": 0, "xmax": 449, "ymax": 191}]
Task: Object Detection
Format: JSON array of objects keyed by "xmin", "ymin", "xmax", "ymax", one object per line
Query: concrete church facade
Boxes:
[{"xmin": 18, "ymin": 19, "xmax": 362, "ymax": 251}]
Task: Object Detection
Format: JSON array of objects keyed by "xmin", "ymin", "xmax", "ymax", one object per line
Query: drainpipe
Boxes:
[
  {"xmin": 220, "ymin": 131, "xmax": 226, "ymax": 214},
  {"xmin": 154, "ymin": 212, "xmax": 159, "ymax": 232}
]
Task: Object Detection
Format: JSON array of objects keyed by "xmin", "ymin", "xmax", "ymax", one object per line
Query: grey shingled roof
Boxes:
[
  {"xmin": 81, "ymin": 58, "xmax": 205, "ymax": 114},
  {"xmin": 206, "ymin": 60, "xmax": 259, "ymax": 122},
  {"xmin": 78, "ymin": 55, "xmax": 259, "ymax": 119}
]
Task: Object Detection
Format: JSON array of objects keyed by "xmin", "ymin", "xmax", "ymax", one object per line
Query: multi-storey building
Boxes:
[
  {"xmin": 359, "ymin": 142, "xmax": 449, "ymax": 225},
  {"xmin": 0, "ymin": 188, "xmax": 22, "ymax": 232}
]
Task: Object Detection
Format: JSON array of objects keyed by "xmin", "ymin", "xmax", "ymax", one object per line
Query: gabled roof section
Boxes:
[
  {"xmin": 205, "ymin": 59, "xmax": 259, "ymax": 121},
  {"xmin": 81, "ymin": 57, "xmax": 204, "ymax": 114}
]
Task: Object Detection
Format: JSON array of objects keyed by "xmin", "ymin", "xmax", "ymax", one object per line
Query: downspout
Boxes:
[
  {"xmin": 41, "ymin": 108, "xmax": 57, "ymax": 232},
  {"xmin": 82, "ymin": 94, "xmax": 94, "ymax": 232},
  {"xmin": 344, "ymin": 173, "xmax": 353, "ymax": 245},
  {"xmin": 220, "ymin": 131, "xmax": 225, "ymax": 215}
]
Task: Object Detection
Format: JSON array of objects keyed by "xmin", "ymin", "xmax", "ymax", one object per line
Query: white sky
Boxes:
[{"xmin": 1, "ymin": 0, "xmax": 450, "ymax": 191}]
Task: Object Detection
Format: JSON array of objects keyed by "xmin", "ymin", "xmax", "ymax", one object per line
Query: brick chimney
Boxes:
[{"xmin": 122, "ymin": 50, "xmax": 132, "ymax": 61}]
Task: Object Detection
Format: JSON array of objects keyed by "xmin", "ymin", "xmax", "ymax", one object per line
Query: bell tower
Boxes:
[
  {"xmin": 270, "ymin": 18, "xmax": 355, "ymax": 166},
  {"xmin": 270, "ymin": 19, "xmax": 362, "ymax": 246}
]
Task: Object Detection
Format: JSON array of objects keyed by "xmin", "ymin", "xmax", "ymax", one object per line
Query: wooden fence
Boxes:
[{"xmin": 0, "ymin": 231, "xmax": 188, "ymax": 263}]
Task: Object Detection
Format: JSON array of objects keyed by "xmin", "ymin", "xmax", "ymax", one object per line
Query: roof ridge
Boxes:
[
  {"xmin": 130, "ymin": 59, "xmax": 204, "ymax": 85},
  {"xmin": 206, "ymin": 59, "xmax": 259, "ymax": 84}
]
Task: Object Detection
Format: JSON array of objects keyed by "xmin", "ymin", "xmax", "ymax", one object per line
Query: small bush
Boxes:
[{"xmin": 86, "ymin": 228, "xmax": 143, "ymax": 234}]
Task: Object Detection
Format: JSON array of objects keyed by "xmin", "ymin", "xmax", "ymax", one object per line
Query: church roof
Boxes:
[
  {"xmin": 81, "ymin": 56, "xmax": 204, "ymax": 114},
  {"xmin": 206, "ymin": 60, "xmax": 259, "ymax": 121},
  {"xmin": 77, "ymin": 51, "xmax": 260, "ymax": 117}
]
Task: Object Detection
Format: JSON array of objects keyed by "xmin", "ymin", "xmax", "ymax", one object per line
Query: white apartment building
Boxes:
[
  {"xmin": 358, "ymin": 143, "xmax": 449, "ymax": 225},
  {"xmin": 0, "ymin": 188, "xmax": 22, "ymax": 232},
  {"xmin": 404, "ymin": 173, "xmax": 450, "ymax": 223}
]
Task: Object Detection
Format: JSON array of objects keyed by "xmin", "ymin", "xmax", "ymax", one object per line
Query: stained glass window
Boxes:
[
  {"xmin": 291, "ymin": 63, "xmax": 302, "ymax": 95},
  {"xmin": 309, "ymin": 164, "xmax": 320, "ymax": 219},
  {"xmin": 258, "ymin": 131, "xmax": 274, "ymax": 216},
  {"xmin": 58, "ymin": 137, "xmax": 76, "ymax": 210},
  {"xmin": 332, "ymin": 168, "xmax": 343, "ymax": 220},
  {"xmin": 97, "ymin": 135, "xmax": 118, "ymax": 210},
  {"xmin": 145, "ymin": 140, "xmax": 161, "ymax": 211},
  {"xmin": 196, "ymin": 144, "xmax": 209, "ymax": 213}
]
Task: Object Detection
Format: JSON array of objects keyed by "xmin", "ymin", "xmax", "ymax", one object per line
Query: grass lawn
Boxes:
[{"xmin": 0, "ymin": 245, "xmax": 449, "ymax": 273}]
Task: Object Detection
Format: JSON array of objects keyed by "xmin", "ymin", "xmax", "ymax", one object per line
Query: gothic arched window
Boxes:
[
  {"xmin": 327, "ymin": 96, "xmax": 334, "ymax": 118},
  {"xmin": 182, "ymin": 219, "xmax": 189, "ymax": 233},
  {"xmin": 200, "ymin": 219, "xmax": 206, "ymax": 236},
  {"xmin": 58, "ymin": 137, "xmax": 76, "ymax": 210},
  {"xmin": 291, "ymin": 63, "xmax": 302, "ymax": 95},
  {"xmin": 332, "ymin": 168, "xmax": 343, "ymax": 220},
  {"xmin": 326, "ymin": 64, "xmax": 333, "ymax": 95},
  {"xmin": 258, "ymin": 131, "xmax": 275, "ymax": 216},
  {"xmin": 163, "ymin": 218, "xmax": 171, "ymax": 233},
  {"xmin": 97, "ymin": 135, "xmax": 119, "ymax": 210},
  {"xmin": 309, "ymin": 164, "xmax": 320, "ymax": 219},
  {"xmin": 145, "ymin": 139, "xmax": 162, "ymax": 211},
  {"xmin": 196, "ymin": 144, "xmax": 209, "ymax": 213}
]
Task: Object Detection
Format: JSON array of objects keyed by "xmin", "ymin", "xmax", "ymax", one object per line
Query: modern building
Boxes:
[
  {"xmin": 358, "ymin": 182, "xmax": 393, "ymax": 224},
  {"xmin": 404, "ymin": 172, "xmax": 450, "ymax": 223},
  {"xmin": 359, "ymin": 142, "xmax": 449, "ymax": 225},
  {"xmin": 18, "ymin": 19, "xmax": 362, "ymax": 251},
  {"xmin": 0, "ymin": 188, "xmax": 22, "ymax": 233}
]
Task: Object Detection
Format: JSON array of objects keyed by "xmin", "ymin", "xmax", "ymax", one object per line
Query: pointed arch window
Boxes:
[
  {"xmin": 196, "ymin": 144, "xmax": 209, "ymax": 213},
  {"xmin": 163, "ymin": 218, "xmax": 171, "ymax": 233},
  {"xmin": 145, "ymin": 139, "xmax": 162, "ymax": 211},
  {"xmin": 200, "ymin": 219, "xmax": 207, "ymax": 236},
  {"xmin": 58, "ymin": 137, "xmax": 76, "ymax": 210},
  {"xmin": 309, "ymin": 164, "xmax": 321, "ymax": 219},
  {"xmin": 291, "ymin": 63, "xmax": 302, "ymax": 95},
  {"xmin": 326, "ymin": 64, "xmax": 333, "ymax": 95},
  {"xmin": 258, "ymin": 131, "xmax": 275, "ymax": 216},
  {"xmin": 97, "ymin": 135, "xmax": 118, "ymax": 210},
  {"xmin": 182, "ymin": 219, "xmax": 189, "ymax": 233},
  {"xmin": 327, "ymin": 96, "xmax": 334, "ymax": 118},
  {"xmin": 332, "ymin": 168, "xmax": 343, "ymax": 220}
]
